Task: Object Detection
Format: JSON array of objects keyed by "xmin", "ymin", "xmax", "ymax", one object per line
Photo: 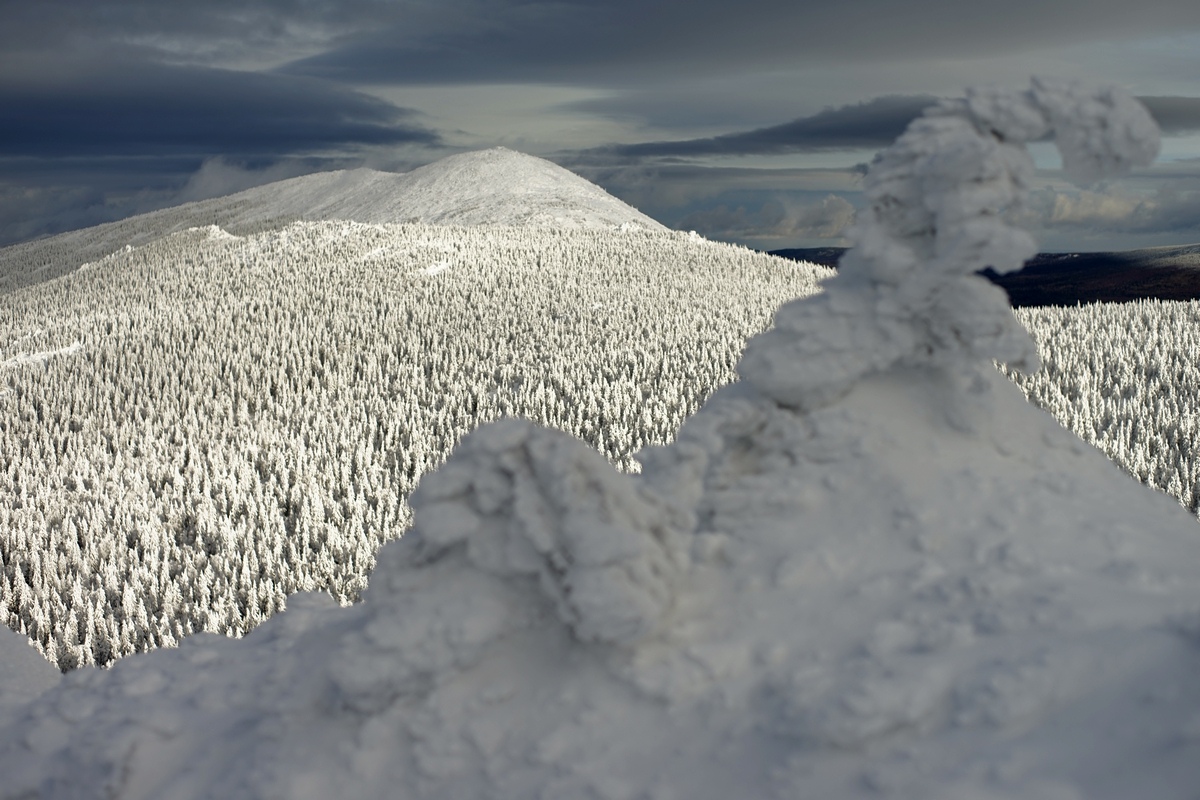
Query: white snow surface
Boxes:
[
  {"xmin": 192, "ymin": 148, "xmax": 667, "ymax": 232},
  {"xmin": 4, "ymin": 368, "xmax": 1199, "ymax": 799},
  {"xmin": 0, "ymin": 147, "xmax": 665, "ymax": 292},
  {"xmin": 2, "ymin": 80, "xmax": 1199, "ymax": 799},
  {"xmin": 0, "ymin": 339, "xmax": 83, "ymax": 370},
  {"xmin": 0, "ymin": 629, "xmax": 59, "ymax": 713}
]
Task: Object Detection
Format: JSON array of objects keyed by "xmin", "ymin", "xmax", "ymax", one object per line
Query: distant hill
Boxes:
[
  {"xmin": 0, "ymin": 148, "xmax": 666, "ymax": 293},
  {"xmin": 768, "ymin": 247, "xmax": 847, "ymax": 269},
  {"xmin": 771, "ymin": 245, "xmax": 1200, "ymax": 307}
]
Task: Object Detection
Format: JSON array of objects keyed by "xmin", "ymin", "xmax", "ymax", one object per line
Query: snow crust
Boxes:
[
  {"xmin": 2, "ymin": 80, "xmax": 1197, "ymax": 799},
  {"xmin": 0, "ymin": 628, "xmax": 58, "ymax": 713}
]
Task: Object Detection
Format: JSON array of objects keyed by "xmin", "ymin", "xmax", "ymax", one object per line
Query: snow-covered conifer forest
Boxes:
[
  {"xmin": 0, "ymin": 222, "xmax": 831, "ymax": 667},
  {"xmin": 1009, "ymin": 300, "xmax": 1200, "ymax": 512},
  {"xmin": 5, "ymin": 205, "xmax": 1200, "ymax": 672},
  {"xmin": 2, "ymin": 84, "xmax": 1200, "ymax": 799}
]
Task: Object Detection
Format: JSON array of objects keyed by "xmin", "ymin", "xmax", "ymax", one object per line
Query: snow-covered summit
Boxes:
[
  {"xmin": 191, "ymin": 147, "xmax": 666, "ymax": 232},
  {"xmin": 0, "ymin": 147, "xmax": 664, "ymax": 292}
]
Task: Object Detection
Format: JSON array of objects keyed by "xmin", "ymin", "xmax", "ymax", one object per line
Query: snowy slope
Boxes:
[
  {"xmin": 185, "ymin": 147, "xmax": 667, "ymax": 231},
  {"xmin": 1, "ymin": 80, "xmax": 1197, "ymax": 799},
  {"xmin": 0, "ymin": 628, "xmax": 58, "ymax": 714},
  {"xmin": 4, "ymin": 365, "xmax": 1200, "ymax": 800},
  {"xmin": 0, "ymin": 148, "xmax": 665, "ymax": 292}
]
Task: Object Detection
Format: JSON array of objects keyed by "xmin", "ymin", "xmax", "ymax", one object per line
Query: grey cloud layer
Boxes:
[
  {"xmin": 607, "ymin": 96, "xmax": 939, "ymax": 157},
  {"xmin": 591, "ymin": 95, "xmax": 1200, "ymax": 160},
  {"xmin": 677, "ymin": 195, "xmax": 857, "ymax": 245},
  {"xmin": 0, "ymin": 1, "xmax": 388, "ymax": 63},
  {"xmin": 12, "ymin": 0, "xmax": 1198, "ymax": 85},
  {"xmin": 1027, "ymin": 185, "xmax": 1200, "ymax": 235},
  {"xmin": 279, "ymin": 0, "xmax": 1200, "ymax": 85},
  {"xmin": 0, "ymin": 57, "xmax": 436, "ymax": 159},
  {"xmin": 0, "ymin": 47, "xmax": 438, "ymax": 245},
  {"xmin": 6, "ymin": 0, "xmax": 1200, "ymax": 251},
  {"xmin": 1138, "ymin": 97, "xmax": 1200, "ymax": 134}
]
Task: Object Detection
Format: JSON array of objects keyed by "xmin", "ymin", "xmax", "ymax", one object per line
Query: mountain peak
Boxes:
[
  {"xmin": 194, "ymin": 147, "xmax": 662, "ymax": 231},
  {"xmin": 0, "ymin": 148, "xmax": 666, "ymax": 291},
  {"xmin": 373, "ymin": 147, "xmax": 663, "ymax": 229}
]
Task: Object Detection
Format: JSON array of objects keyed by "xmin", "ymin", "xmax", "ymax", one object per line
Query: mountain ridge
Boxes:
[{"xmin": 0, "ymin": 148, "xmax": 666, "ymax": 293}]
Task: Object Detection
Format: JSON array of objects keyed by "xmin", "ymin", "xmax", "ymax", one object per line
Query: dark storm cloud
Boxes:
[
  {"xmin": 5, "ymin": 0, "xmax": 1200, "ymax": 254},
  {"xmin": 1139, "ymin": 97, "xmax": 1200, "ymax": 135},
  {"xmin": 276, "ymin": 0, "xmax": 1200, "ymax": 86},
  {"xmin": 604, "ymin": 96, "xmax": 939, "ymax": 158},
  {"xmin": 0, "ymin": 1, "xmax": 386, "ymax": 62},
  {"xmin": 585, "ymin": 93, "xmax": 1200, "ymax": 160},
  {"xmin": 0, "ymin": 154, "xmax": 356, "ymax": 246},
  {"xmin": 0, "ymin": 57, "xmax": 437, "ymax": 159},
  {"xmin": 0, "ymin": 49, "xmax": 440, "ymax": 246},
  {"xmin": 7, "ymin": 1, "xmax": 1200, "ymax": 92}
]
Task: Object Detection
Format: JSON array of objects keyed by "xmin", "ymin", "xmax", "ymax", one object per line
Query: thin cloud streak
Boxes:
[
  {"xmin": 1138, "ymin": 97, "xmax": 1200, "ymax": 135},
  {"xmin": 605, "ymin": 96, "xmax": 940, "ymax": 157},
  {"xmin": 594, "ymin": 94, "xmax": 1200, "ymax": 161},
  {"xmin": 677, "ymin": 194, "xmax": 857, "ymax": 247}
]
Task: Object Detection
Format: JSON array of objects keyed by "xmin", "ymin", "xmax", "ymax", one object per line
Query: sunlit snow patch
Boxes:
[
  {"xmin": 77, "ymin": 244, "xmax": 135, "ymax": 273},
  {"xmin": 189, "ymin": 224, "xmax": 240, "ymax": 242},
  {"xmin": 420, "ymin": 260, "xmax": 452, "ymax": 276},
  {"xmin": 1, "ymin": 340, "xmax": 83, "ymax": 370}
]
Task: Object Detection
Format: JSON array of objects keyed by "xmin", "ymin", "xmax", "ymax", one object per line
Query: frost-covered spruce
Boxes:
[{"xmin": 1006, "ymin": 298, "xmax": 1200, "ymax": 513}]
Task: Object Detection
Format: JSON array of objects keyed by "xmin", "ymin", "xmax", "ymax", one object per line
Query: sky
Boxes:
[{"xmin": 4, "ymin": 1, "xmax": 1200, "ymax": 252}]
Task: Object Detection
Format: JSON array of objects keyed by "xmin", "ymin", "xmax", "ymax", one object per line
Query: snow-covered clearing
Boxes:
[
  {"xmin": 1, "ymin": 340, "xmax": 83, "ymax": 370},
  {"xmin": 419, "ymin": 260, "xmax": 452, "ymax": 275}
]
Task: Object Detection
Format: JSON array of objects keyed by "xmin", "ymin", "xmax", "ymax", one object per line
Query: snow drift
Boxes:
[{"xmin": 3, "ymin": 79, "xmax": 1199, "ymax": 799}]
